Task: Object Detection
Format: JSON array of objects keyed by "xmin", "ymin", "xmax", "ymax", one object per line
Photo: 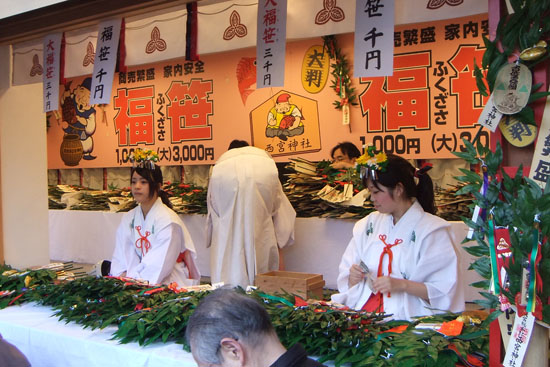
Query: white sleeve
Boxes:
[
  {"xmin": 110, "ymin": 220, "xmax": 132, "ymax": 276},
  {"xmin": 331, "ymin": 236, "xmax": 371, "ymax": 309},
  {"xmin": 336, "ymin": 237, "xmax": 359, "ymax": 293},
  {"xmin": 134, "ymin": 223, "xmax": 182, "ymax": 285},
  {"xmin": 272, "ymin": 187, "xmax": 296, "ymax": 249},
  {"xmin": 409, "ymin": 226, "xmax": 464, "ymax": 312},
  {"xmin": 205, "ymin": 180, "xmax": 216, "ymax": 248}
]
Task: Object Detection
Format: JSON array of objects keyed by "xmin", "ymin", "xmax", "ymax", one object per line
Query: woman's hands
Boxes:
[
  {"xmin": 348, "ymin": 266, "xmax": 429, "ymax": 302},
  {"xmin": 371, "ymin": 276, "xmax": 405, "ymax": 294},
  {"xmin": 373, "ymin": 276, "xmax": 429, "ymax": 301},
  {"xmin": 348, "ymin": 264, "xmax": 366, "ymax": 288}
]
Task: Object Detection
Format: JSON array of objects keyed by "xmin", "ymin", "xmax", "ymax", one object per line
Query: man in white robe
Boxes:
[
  {"xmin": 206, "ymin": 146, "xmax": 296, "ymax": 288},
  {"xmin": 331, "ymin": 200, "xmax": 464, "ymax": 320},
  {"xmin": 111, "ymin": 197, "xmax": 199, "ymax": 286}
]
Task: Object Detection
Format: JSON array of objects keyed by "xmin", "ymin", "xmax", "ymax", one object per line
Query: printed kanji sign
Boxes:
[{"xmin": 47, "ymin": 13, "xmax": 489, "ymax": 168}]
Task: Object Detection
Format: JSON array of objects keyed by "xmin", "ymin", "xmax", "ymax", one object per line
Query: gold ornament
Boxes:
[{"xmin": 520, "ymin": 40, "xmax": 548, "ymax": 61}]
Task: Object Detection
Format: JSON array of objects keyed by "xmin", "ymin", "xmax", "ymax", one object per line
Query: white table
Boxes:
[
  {"xmin": 48, "ymin": 211, "xmax": 482, "ymax": 301},
  {"xmin": 0, "ymin": 303, "xmax": 196, "ymax": 367}
]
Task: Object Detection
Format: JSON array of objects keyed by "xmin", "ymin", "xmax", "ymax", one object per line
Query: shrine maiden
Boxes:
[
  {"xmin": 332, "ymin": 150, "xmax": 464, "ymax": 320},
  {"xmin": 111, "ymin": 149, "xmax": 200, "ymax": 286},
  {"xmin": 207, "ymin": 143, "xmax": 296, "ymax": 288}
]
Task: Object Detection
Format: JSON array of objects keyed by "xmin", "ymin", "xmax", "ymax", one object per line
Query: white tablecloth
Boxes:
[
  {"xmin": 48, "ymin": 211, "xmax": 482, "ymax": 301},
  {"xmin": 0, "ymin": 303, "xmax": 196, "ymax": 367}
]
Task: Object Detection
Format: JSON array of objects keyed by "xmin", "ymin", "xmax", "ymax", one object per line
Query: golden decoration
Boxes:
[{"xmin": 519, "ymin": 40, "xmax": 548, "ymax": 61}]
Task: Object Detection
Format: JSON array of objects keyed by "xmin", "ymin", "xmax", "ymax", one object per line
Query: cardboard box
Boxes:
[{"xmin": 255, "ymin": 271, "xmax": 325, "ymax": 299}]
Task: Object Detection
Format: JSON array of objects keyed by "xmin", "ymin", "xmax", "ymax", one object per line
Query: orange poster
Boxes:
[{"xmin": 47, "ymin": 14, "xmax": 488, "ymax": 169}]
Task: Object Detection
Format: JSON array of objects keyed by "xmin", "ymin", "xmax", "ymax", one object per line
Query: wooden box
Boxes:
[{"xmin": 255, "ymin": 271, "xmax": 325, "ymax": 299}]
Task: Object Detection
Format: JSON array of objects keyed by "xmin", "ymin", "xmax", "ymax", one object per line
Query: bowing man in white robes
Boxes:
[
  {"xmin": 207, "ymin": 141, "xmax": 296, "ymax": 288},
  {"xmin": 111, "ymin": 149, "xmax": 200, "ymax": 287},
  {"xmin": 332, "ymin": 150, "xmax": 464, "ymax": 320}
]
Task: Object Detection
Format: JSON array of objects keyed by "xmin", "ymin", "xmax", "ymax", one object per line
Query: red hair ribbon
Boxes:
[{"xmin": 414, "ymin": 162, "xmax": 433, "ymax": 178}]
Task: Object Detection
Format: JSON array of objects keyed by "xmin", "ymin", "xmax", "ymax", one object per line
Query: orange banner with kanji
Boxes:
[{"xmin": 47, "ymin": 13, "xmax": 488, "ymax": 169}]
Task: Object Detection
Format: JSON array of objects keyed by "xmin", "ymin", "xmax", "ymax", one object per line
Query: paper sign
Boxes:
[
  {"xmin": 256, "ymin": 0, "xmax": 287, "ymax": 88},
  {"xmin": 354, "ymin": 0, "xmax": 395, "ymax": 77},
  {"xmin": 499, "ymin": 308, "xmax": 515, "ymax": 348},
  {"xmin": 43, "ymin": 33, "xmax": 62, "ymax": 112},
  {"xmin": 90, "ymin": 19, "xmax": 122, "ymax": 105},
  {"xmin": 477, "ymin": 95, "xmax": 502, "ymax": 132},
  {"xmin": 502, "ymin": 312, "xmax": 535, "ymax": 367},
  {"xmin": 529, "ymin": 84, "xmax": 550, "ymax": 188}
]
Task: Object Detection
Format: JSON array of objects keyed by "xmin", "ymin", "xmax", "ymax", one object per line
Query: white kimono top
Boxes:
[
  {"xmin": 206, "ymin": 146, "xmax": 296, "ymax": 288},
  {"xmin": 111, "ymin": 197, "xmax": 199, "ymax": 286},
  {"xmin": 331, "ymin": 200, "xmax": 464, "ymax": 320}
]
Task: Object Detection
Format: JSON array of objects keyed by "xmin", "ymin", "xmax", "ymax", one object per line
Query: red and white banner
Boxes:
[
  {"xmin": 197, "ymin": 1, "xmax": 257, "ymax": 55},
  {"xmin": 12, "ymin": 0, "xmax": 488, "ymax": 86},
  {"xmin": 90, "ymin": 19, "xmax": 122, "ymax": 105},
  {"xmin": 395, "ymin": 0, "xmax": 487, "ymax": 25},
  {"xmin": 287, "ymin": 0, "xmax": 353, "ymax": 39},
  {"xmin": 12, "ymin": 39, "xmax": 43, "ymax": 86},
  {"xmin": 64, "ymin": 27, "xmax": 97, "ymax": 78},
  {"xmin": 257, "ymin": 0, "xmax": 287, "ymax": 88},
  {"xmin": 125, "ymin": 7, "xmax": 187, "ymax": 66},
  {"xmin": 43, "ymin": 33, "xmax": 62, "ymax": 112}
]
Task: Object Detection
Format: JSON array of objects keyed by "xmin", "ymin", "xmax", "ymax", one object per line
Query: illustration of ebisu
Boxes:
[
  {"xmin": 265, "ymin": 93, "xmax": 304, "ymax": 141},
  {"xmin": 60, "ymin": 77, "xmax": 97, "ymax": 163}
]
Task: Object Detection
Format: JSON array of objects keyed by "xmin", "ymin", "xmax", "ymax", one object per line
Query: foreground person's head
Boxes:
[{"xmin": 186, "ymin": 289, "xmax": 284, "ymax": 367}]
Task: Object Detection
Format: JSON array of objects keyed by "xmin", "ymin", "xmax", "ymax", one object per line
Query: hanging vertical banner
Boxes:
[
  {"xmin": 43, "ymin": 33, "xmax": 63, "ymax": 112},
  {"xmin": 354, "ymin": 0, "xmax": 394, "ymax": 78},
  {"xmin": 529, "ymin": 85, "xmax": 550, "ymax": 188},
  {"xmin": 256, "ymin": 0, "xmax": 287, "ymax": 88},
  {"xmin": 90, "ymin": 19, "xmax": 122, "ymax": 105}
]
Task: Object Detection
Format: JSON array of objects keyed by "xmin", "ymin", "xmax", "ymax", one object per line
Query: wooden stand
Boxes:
[
  {"xmin": 255, "ymin": 271, "xmax": 325, "ymax": 299},
  {"xmin": 522, "ymin": 321, "xmax": 549, "ymax": 367}
]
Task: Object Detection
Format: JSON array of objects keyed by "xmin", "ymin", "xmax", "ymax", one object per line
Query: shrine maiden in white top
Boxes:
[
  {"xmin": 332, "ymin": 150, "xmax": 464, "ymax": 320},
  {"xmin": 207, "ymin": 143, "xmax": 296, "ymax": 288},
  {"xmin": 111, "ymin": 149, "xmax": 200, "ymax": 286}
]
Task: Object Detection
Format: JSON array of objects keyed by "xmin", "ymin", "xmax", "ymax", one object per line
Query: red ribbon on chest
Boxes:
[
  {"xmin": 377, "ymin": 234, "xmax": 403, "ymax": 297},
  {"xmin": 135, "ymin": 225, "xmax": 151, "ymax": 257}
]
